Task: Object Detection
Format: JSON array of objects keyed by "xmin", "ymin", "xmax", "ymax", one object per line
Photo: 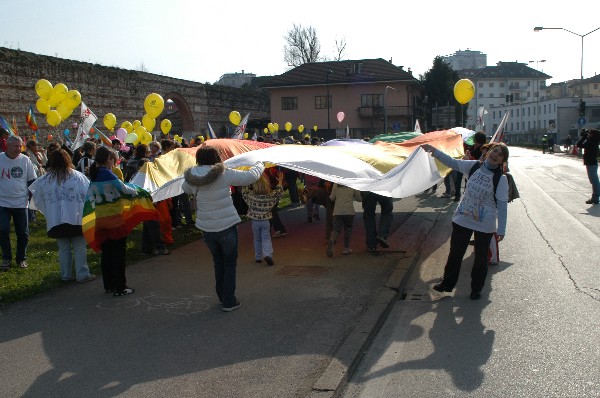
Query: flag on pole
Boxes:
[
  {"xmin": 475, "ymin": 105, "xmax": 488, "ymax": 131},
  {"xmin": 26, "ymin": 105, "xmax": 38, "ymax": 131},
  {"xmin": 414, "ymin": 119, "xmax": 422, "ymax": 133},
  {"xmin": 11, "ymin": 116, "xmax": 20, "ymax": 136},
  {"xmin": 489, "ymin": 111, "xmax": 509, "ymax": 143},
  {"xmin": 0, "ymin": 115, "xmax": 16, "ymax": 136},
  {"xmin": 207, "ymin": 121, "xmax": 217, "ymax": 140},
  {"xmin": 232, "ymin": 112, "xmax": 250, "ymax": 140},
  {"xmin": 72, "ymin": 102, "xmax": 98, "ymax": 150},
  {"xmin": 346, "ymin": 125, "xmax": 350, "ymax": 139}
]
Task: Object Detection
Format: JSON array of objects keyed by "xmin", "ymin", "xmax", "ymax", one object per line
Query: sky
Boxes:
[{"xmin": 2, "ymin": 0, "xmax": 599, "ymax": 86}]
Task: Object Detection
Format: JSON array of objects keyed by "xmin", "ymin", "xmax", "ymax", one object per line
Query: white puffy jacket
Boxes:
[{"xmin": 182, "ymin": 162, "xmax": 264, "ymax": 232}]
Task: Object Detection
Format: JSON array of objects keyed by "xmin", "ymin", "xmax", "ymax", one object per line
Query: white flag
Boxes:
[
  {"xmin": 252, "ymin": 131, "xmax": 257, "ymax": 141},
  {"xmin": 72, "ymin": 102, "xmax": 97, "ymax": 150},
  {"xmin": 346, "ymin": 125, "xmax": 350, "ymax": 139},
  {"xmin": 414, "ymin": 119, "xmax": 422, "ymax": 133},
  {"xmin": 489, "ymin": 111, "xmax": 509, "ymax": 143},
  {"xmin": 207, "ymin": 121, "xmax": 217, "ymax": 139},
  {"xmin": 232, "ymin": 112, "xmax": 250, "ymax": 140},
  {"xmin": 475, "ymin": 106, "xmax": 488, "ymax": 131}
]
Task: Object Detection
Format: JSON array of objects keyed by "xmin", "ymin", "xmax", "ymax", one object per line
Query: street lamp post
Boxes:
[
  {"xmin": 384, "ymin": 85, "xmax": 397, "ymax": 133},
  {"xmin": 326, "ymin": 70, "xmax": 333, "ymax": 130},
  {"xmin": 534, "ymin": 26, "xmax": 600, "ymax": 97}
]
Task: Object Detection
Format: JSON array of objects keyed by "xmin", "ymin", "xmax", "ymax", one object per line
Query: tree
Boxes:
[
  {"xmin": 333, "ymin": 37, "xmax": 347, "ymax": 61},
  {"xmin": 283, "ymin": 24, "xmax": 321, "ymax": 67},
  {"xmin": 421, "ymin": 56, "xmax": 466, "ymax": 130}
]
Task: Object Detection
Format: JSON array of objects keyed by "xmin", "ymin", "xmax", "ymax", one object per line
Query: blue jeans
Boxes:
[
  {"xmin": 56, "ymin": 235, "xmax": 91, "ymax": 281},
  {"xmin": 361, "ymin": 193, "xmax": 393, "ymax": 249},
  {"xmin": 202, "ymin": 225, "xmax": 239, "ymax": 307},
  {"xmin": 252, "ymin": 219, "xmax": 272, "ymax": 260},
  {"xmin": 586, "ymin": 164, "xmax": 600, "ymax": 201},
  {"xmin": 0, "ymin": 207, "xmax": 29, "ymax": 263}
]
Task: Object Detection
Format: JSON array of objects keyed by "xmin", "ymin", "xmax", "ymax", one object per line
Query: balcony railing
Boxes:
[{"xmin": 358, "ymin": 105, "xmax": 422, "ymax": 119}]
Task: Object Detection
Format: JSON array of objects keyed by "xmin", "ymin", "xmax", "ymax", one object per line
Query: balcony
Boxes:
[{"xmin": 357, "ymin": 106, "xmax": 415, "ymax": 119}]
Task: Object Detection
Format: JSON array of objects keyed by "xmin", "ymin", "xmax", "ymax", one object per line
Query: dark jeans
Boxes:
[
  {"xmin": 285, "ymin": 170, "xmax": 299, "ymax": 204},
  {"xmin": 141, "ymin": 220, "xmax": 165, "ymax": 253},
  {"xmin": 0, "ymin": 207, "xmax": 29, "ymax": 263},
  {"xmin": 100, "ymin": 237, "xmax": 127, "ymax": 292},
  {"xmin": 453, "ymin": 171, "xmax": 463, "ymax": 200},
  {"xmin": 361, "ymin": 192, "xmax": 393, "ymax": 249},
  {"xmin": 442, "ymin": 222, "xmax": 493, "ymax": 293},
  {"xmin": 269, "ymin": 202, "xmax": 286, "ymax": 233},
  {"xmin": 331, "ymin": 215, "xmax": 355, "ymax": 248},
  {"xmin": 202, "ymin": 225, "xmax": 239, "ymax": 307}
]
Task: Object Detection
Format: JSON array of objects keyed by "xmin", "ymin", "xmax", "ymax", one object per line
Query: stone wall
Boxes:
[{"xmin": 0, "ymin": 47, "xmax": 269, "ymax": 141}]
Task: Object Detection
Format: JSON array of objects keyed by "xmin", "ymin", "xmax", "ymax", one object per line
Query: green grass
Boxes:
[{"xmin": 0, "ymin": 188, "xmax": 296, "ymax": 306}]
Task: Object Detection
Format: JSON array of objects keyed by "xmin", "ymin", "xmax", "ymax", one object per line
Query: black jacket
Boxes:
[{"xmin": 577, "ymin": 132, "xmax": 599, "ymax": 166}]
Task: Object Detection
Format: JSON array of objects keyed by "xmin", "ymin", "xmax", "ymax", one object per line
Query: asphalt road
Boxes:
[
  {"xmin": 0, "ymin": 189, "xmax": 427, "ymax": 397},
  {"xmin": 342, "ymin": 146, "xmax": 600, "ymax": 397}
]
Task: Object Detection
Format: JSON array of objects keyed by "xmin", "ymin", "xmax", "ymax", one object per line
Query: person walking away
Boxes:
[
  {"xmin": 0, "ymin": 136, "xmax": 38, "ymax": 271},
  {"xmin": 421, "ymin": 142, "xmax": 510, "ymax": 300},
  {"xmin": 182, "ymin": 146, "xmax": 264, "ymax": 312},
  {"xmin": 327, "ymin": 183, "xmax": 362, "ymax": 257},
  {"xmin": 361, "ymin": 192, "xmax": 393, "ymax": 253},
  {"xmin": 77, "ymin": 141, "xmax": 96, "ymax": 177},
  {"xmin": 576, "ymin": 128, "xmax": 600, "ymax": 204},
  {"xmin": 242, "ymin": 171, "xmax": 284, "ymax": 266},
  {"xmin": 85, "ymin": 147, "xmax": 158, "ymax": 296},
  {"xmin": 304, "ymin": 173, "xmax": 323, "ymax": 222},
  {"xmin": 29, "ymin": 149, "xmax": 95, "ymax": 282}
]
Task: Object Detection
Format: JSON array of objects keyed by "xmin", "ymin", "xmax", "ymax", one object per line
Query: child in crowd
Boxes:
[
  {"xmin": 242, "ymin": 171, "xmax": 284, "ymax": 266},
  {"xmin": 326, "ymin": 183, "xmax": 362, "ymax": 257}
]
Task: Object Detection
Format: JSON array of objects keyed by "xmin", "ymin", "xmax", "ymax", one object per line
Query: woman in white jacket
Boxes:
[{"xmin": 182, "ymin": 146, "xmax": 264, "ymax": 312}]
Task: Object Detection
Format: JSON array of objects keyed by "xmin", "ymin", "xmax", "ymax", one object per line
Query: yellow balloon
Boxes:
[
  {"xmin": 229, "ymin": 111, "xmax": 241, "ymax": 126},
  {"xmin": 454, "ymin": 79, "xmax": 475, "ymax": 104},
  {"xmin": 174, "ymin": 134, "xmax": 183, "ymax": 143},
  {"xmin": 263, "ymin": 128, "xmax": 268, "ymax": 133},
  {"xmin": 47, "ymin": 93, "xmax": 63, "ymax": 108},
  {"xmin": 140, "ymin": 131, "xmax": 153, "ymax": 145},
  {"xmin": 142, "ymin": 114, "xmax": 156, "ymax": 132},
  {"xmin": 243, "ymin": 133, "xmax": 249, "ymax": 139},
  {"xmin": 313, "ymin": 125, "xmax": 318, "ymax": 132},
  {"xmin": 46, "ymin": 109, "xmax": 62, "ymax": 127},
  {"xmin": 121, "ymin": 121, "xmax": 133, "ymax": 133},
  {"xmin": 124, "ymin": 133, "xmax": 138, "ymax": 144},
  {"xmin": 57, "ymin": 103, "xmax": 73, "ymax": 120},
  {"xmin": 132, "ymin": 120, "xmax": 142, "ymax": 130},
  {"xmin": 144, "ymin": 93, "xmax": 165, "ymax": 118},
  {"xmin": 284, "ymin": 122, "xmax": 292, "ymax": 132},
  {"xmin": 35, "ymin": 79, "xmax": 53, "ymax": 100},
  {"xmin": 64, "ymin": 90, "xmax": 82, "ymax": 110},
  {"xmin": 298, "ymin": 125, "xmax": 304, "ymax": 133},
  {"xmin": 160, "ymin": 119, "xmax": 172, "ymax": 134},
  {"xmin": 52, "ymin": 83, "xmax": 68, "ymax": 102},
  {"xmin": 36, "ymin": 98, "xmax": 50, "ymax": 114},
  {"xmin": 134, "ymin": 125, "xmax": 147, "ymax": 138},
  {"xmin": 267, "ymin": 123, "xmax": 275, "ymax": 133},
  {"xmin": 104, "ymin": 113, "xmax": 117, "ymax": 131},
  {"xmin": 273, "ymin": 123, "xmax": 279, "ymax": 132}
]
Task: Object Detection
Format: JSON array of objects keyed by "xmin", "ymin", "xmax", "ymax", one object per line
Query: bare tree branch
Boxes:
[
  {"xmin": 283, "ymin": 24, "xmax": 321, "ymax": 67},
  {"xmin": 334, "ymin": 37, "xmax": 347, "ymax": 61}
]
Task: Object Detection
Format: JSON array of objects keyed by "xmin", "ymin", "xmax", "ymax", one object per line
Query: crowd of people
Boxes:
[{"xmin": 1, "ymin": 125, "xmax": 597, "ymax": 308}]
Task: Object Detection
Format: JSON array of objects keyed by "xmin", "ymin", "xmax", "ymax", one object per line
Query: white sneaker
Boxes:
[{"xmin": 342, "ymin": 247, "xmax": 352, "ymax": 255}]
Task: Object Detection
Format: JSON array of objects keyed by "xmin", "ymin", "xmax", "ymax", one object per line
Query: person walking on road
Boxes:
[
  {"xmin": 0, "ymin": 135, "xmax": 38, "ymax": 271},
  {"xmin": 361, "ymin": 192, "xmax": 393, "ymax": 252},
  {"xmin": 183, "ymin": 146, "xmax": 264, "ymax": 312},
  {"xmin": 421, "ymin": 142, "xmax": 509, "ymax": 300},
  {"xmin": 576, "ymin": 128, "xmax": 599, "ymax": 205},
  {"xmin": 327, "ymin": 183, "xmax": 362, "ymax": 257}
]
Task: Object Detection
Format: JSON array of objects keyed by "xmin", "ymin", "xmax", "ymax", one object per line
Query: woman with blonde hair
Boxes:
[{"xmin": 242, "ymin": 172, "xmax": 284, "ymax": 266}]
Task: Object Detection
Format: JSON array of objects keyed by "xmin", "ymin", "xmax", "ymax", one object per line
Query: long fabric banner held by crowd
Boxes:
[{"xmin": 131, "ymin": 130, "xmax": 464, "ymax": 202}]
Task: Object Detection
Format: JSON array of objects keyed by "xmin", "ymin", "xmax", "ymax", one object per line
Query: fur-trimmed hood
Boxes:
[{"xmin": 183, "ymin": 163, "xmax": 225, "ymax": 187}]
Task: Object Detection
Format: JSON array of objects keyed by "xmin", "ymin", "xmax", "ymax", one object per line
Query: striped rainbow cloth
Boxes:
[{"xmin": 82, "ymin": 180, "xmax": 159, "ymax": 252}]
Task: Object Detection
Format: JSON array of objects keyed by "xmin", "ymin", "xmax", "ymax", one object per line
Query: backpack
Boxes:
[{"xmin": 468, "ymin": 162, "xmax": 520, "ymax": 203}]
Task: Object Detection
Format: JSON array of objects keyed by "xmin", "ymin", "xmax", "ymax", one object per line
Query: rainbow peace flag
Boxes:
[
  {"xmin": 82, "ymin": 180, "xmax": 159, "ymax": 252},
  {"xmin": 26, "ymin": 105, "xmax": 38, "ymax": 131}
]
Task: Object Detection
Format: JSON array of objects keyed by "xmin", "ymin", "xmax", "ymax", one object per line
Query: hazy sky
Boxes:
[{"xmin": 2, "ymin": 0, "xmax": 599, "ymax": 85}]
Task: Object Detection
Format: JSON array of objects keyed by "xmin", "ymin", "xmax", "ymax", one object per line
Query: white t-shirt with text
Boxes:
[{"xmin": 0, "ymin": 152, "xmax": 38, "ymax": 208}]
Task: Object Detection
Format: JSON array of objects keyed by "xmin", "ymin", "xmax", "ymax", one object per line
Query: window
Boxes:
[
  {"xmin": 500, "ymin": 82, "xmax": 505, "ymax": 88},
  {"xmin": 528, "ymin": 107, "xmax": 530, "ymax": 116},
  {"xmin": 516, "ymin": 109, "xmax": 519, "ymax": 117},
  {"xmin": 478, "ymin": 82, "xmax": 483, "ymax": 88},
  {"xmin": 510, "ymin": 122, "xmax": 514, "ymax": 130},
  {"xmin": 360, "ymin": 94, "xmax": 383, "ymax": 107},
  {"xmin": 488, "ymin": 93, "xmax": 494, "ymax": 97},
  {"xmin": 543, "ymin": 104, "xmax": 547, "ymax": 114},
  {"xmin": 479, "ymin": 93, "xmax": 484, "ymax": 98},
  {"xmin": 493, "ymin": 111, "xmax": 496, "ymax": 119},
  {"xmin": 315, "ymin": 95, "xmax": 331, "ymax": 109},
  {"xmin": 522, "ymin": 122, "xmax": 525, "ymax": 130},
  {"xmin": 282, "ymin": 97, "xmax": 297, "ymax": 110},
  {"xmin": 489, "ymin": 82, "xmax": 494, "ymax": 88},
  {"xmin": 594, "ymin": 83, "xmax": 598, "ymax": 89}
]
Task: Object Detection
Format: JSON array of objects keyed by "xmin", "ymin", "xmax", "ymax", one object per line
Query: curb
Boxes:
[{"xmin": 307, "ymin": 195, "xmax": 442, "ymax": 398}]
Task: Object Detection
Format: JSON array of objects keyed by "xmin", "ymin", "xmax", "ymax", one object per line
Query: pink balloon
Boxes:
[
  {"xmin": 120, "ymin": 145, "xmax": 131, "ymax": 153},
  {"xmin": 336, "ymin": 111, "xmax": 345, "ymax": 123},
  {"xmin": 116, "ymin": 128, "xmax": 127, "ymax": 142}
]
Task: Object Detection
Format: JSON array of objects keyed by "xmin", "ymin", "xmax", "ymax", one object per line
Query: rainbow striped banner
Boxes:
[{"xmin": 82, "ymin": 180, "xmax": 158, "ymax": 252}]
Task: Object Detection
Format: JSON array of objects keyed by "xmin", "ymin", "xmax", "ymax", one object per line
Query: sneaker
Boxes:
[
  {"xmin": 18, "ymin": 260, "xmax": 28, "ymax": 269},
  {"xmin": 77, "ymin": 274, "xmax": 97, "ymax": 283},
  {"xmin": 585, "ymin": 199, "xmax": 599, "ymax": 204},
  {"xmin": 470, "ymin": 291, "xmax": 482, "ymax": 300},
  {"xmin": 0, "ymin": 259, "xmax": 10, "ymax": 271},
  {"xmin": 342, "ymin": 247, "xmax": 352, "ymax": 255},
  {"xmin": 453, "ymin": 196, "xmax": 461, "ymax": 202},
  {"xmin": 114, "ymin": 288, "xmax": 135, "ymax": 296},
  {"xmin": 272, "ymin": 231, "xmax": 282, "ymax": 238},
  {"xmin": 154, "ymin": 248, "xmax": 170, "ymax": 255},
  {"xmin": 264, "ymin": 256, "xmax": 274, "ymax": 266},
  {"xmin": 440, "ymin": 193, "xmax": 451, "ymax": 198},
  {"xmin": 326, "ymin": 239, "xmax": 335, "ymax": 257},
  {"xmin": 222, "ymin": 300, "xmax": 241, "ymax": 312},
  {"xmin": 376, "ymin": 236, "xmax": 390, "ymax": 249},
  {"xmin": 432, "ymin": 283, "xmax": 453, "ymax": 292},
  {"xmin": 279, "ymin": 231, "xmax": 288, "ymax": 237},
  {"xmin": 255, "ymin": 259, "xmax": 262, "ymax": 263}
]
